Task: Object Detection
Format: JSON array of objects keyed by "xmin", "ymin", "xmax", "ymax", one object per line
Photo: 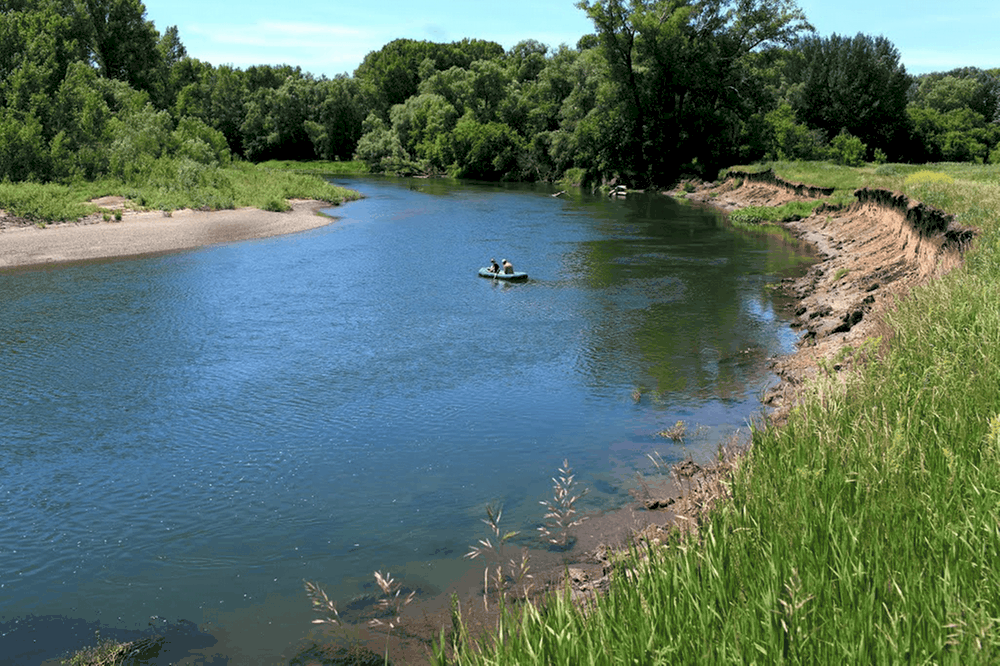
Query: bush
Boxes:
[
  {"xmin": 828, "ymin": 132, "xmax": 867, "ymax": 167},
  {"xmin": 990, "ymin": 144, "xmax": 1000, "ymax": 165},
  {"xmin": 765, "ymin": 103, "xmax": 825, "ymax": 161}
]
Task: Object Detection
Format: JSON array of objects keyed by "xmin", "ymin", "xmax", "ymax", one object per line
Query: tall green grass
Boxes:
[
  {"xmin": 0, "ymin": 160, "xmax": 360, "ymax": 222},
  {"xmin": 0, "ymin": 181, "xmax": 99, "ymax": 222},
  {"xmin": 435, "ymin": 163, "xmax": 1000, "ymax": 664}
]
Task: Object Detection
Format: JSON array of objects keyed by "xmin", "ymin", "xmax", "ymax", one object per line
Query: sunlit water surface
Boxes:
[{"xmin": 0, "ymin": 178, "xmax": 812, "ymax": 663}]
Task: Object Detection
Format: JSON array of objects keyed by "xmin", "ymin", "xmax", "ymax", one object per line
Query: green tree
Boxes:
[
  {"xmin": 786, "ymin": 32, "xmax": 911, "ymax": 160},
  {"xmin": 305, "ymin": 75, "xmax": 365, "ymax": 161},
  {"xmin": 81, "ymin": 0, "xmax": 163, "ymax": 95},
  {"xmin": 48, "ymin": 62, "xmax": 119, "ymax": 179},
  {"xmin": 171, "ymin": 116, "xmax": 231, "ymax": 166},
  {"xmin": 448, "ymin": 115, "xmax": 524, "ymax": 180},
  {"xmin": 0, "ymin": 108, "xmax": 49, "ymax": 181},
  {"xmin": 107, "ymin": 102, "xmax": 172, "ymax": 178},
  {"xmin": 907, "ymin": 69, "xmax": 1000, "ymax": 163},
  {"xmin": 828, "ymin": 130, "xmax": 866, "ymax": 166},
  {"xmin": 0, "ymin": 0, "xmax": 91, "ymax": 124},
  {"xmin": 764, "ymin": 101, "xmax": 824, "ymax": 160},
  {"xmin": 388, "ymin": 92, "xmax": 459, "ymax": 168},
  {"xmin": 354, "ymin": 112, "xmax": 413, "ymax": 174},
  {"xmin": 578, "ymin": 0, "xmax": 811, "ymax": 184},
  {"xmin": 150, "ymin": 24, "xmax": 187, "ymax": 108},
  {"xmin": 174, "ymin": 62, "xmax": 248, "ymax": 155},
  {"xmin": 240, "ymin": 75, "xmax": 317, "ymax": 161},
  {"xmin": 355, "ymin": 38, "xmax": 504, "ymax": 118}
]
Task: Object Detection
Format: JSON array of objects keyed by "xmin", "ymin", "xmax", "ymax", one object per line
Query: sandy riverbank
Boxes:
[{"xmin": 0, "ymin": 198, "xmax": 338, "ymax": 271}]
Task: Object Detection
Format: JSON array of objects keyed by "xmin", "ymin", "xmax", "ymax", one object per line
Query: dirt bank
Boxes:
[
  {"xmin": 0, "ymin": 198, "xmax": 339, "ymax": 271},
  {"xmin": 677, "ymin": 173, "xmax": 973, "ymax": 424},
  {"xmin": 549, "ymin": 173, "xmax": 974, "ymax": 581}
]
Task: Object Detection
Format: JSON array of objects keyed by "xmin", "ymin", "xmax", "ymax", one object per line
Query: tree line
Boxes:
[{"xmin": 2, "ymin": 0, "xmax": 999, "ymax": 189}]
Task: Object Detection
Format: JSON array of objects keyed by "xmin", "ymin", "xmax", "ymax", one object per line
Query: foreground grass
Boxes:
[
  {"xmin": 0, "ymin": 159, "xmax": 361, "ymax": 223},
  {"xmin": 436, "ymin": 162, "xmax": 1000, "ymax": 664}
]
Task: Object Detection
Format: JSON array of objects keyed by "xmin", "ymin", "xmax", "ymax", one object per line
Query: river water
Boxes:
[{"xmin": 0, "ymin": 177, "xmax": 812, "ymax": 663}]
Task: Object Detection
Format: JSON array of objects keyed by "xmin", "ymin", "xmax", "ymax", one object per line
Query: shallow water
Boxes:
[{"xmin": 0, "ymin": 177, "xmax": 812, "ymax": 663}]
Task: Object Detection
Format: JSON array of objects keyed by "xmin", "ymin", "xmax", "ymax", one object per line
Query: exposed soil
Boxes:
[{"xmin": 676, "ymin": 172, "xmax": 972, "ymax": 425}]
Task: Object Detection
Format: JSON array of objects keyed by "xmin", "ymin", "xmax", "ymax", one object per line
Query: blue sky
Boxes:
[{"xmin": 142, "ymin": 0, "xmax": 1000, "ymax": 78}]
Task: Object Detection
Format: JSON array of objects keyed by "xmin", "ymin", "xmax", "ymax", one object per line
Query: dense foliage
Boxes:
[{"xmin": 2, "ymin": 0, "xmax": 999, "ymax": 188}]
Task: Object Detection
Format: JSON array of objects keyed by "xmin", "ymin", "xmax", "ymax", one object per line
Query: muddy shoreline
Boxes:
[{"xmin": 677, "ymin": 172, "xmax": 971, "ymax": 425}]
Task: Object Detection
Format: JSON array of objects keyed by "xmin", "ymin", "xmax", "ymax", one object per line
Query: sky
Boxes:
[{"xmin": 141, "ymin": 0, "xmax": 1000, "ymax": 79}]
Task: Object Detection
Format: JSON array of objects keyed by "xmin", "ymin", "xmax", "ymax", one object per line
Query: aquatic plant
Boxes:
[
  {"xmin": 61, "ymin": 630, "xmax": 164, "ymax": 666},
  {"xmin": 657, "ymin": 420, "xmax": 687, "ymax": 442}
]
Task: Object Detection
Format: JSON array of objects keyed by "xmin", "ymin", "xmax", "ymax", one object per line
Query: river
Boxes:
[{"xmin": 0, "ymin": 177, "xmax": 812, "ymax": 663}]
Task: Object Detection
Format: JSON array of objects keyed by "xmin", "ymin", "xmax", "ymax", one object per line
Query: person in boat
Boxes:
[
  {"xmin": 488, "ymin": 258, "xmax": 500, "ymax": 273},
  {"xmin": 502, "ymin": 258, "xmax": 514, "ymax": 274}
]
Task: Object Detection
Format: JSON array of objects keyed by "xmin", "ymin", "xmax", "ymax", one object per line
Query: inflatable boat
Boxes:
[{"xmin": 479, "ymin": 267, "xmax": 528, "ymax": 281}]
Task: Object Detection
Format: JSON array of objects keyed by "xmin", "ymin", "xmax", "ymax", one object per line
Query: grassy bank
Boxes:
[
  {"xmin": 435, "ymin": 162, "xmax": 1000, "ymax": 664},
  {"xmin": 257, "ymin": 159, "xmax": 370, "ymax": 177},
  {"xmin": 0, "ymin": 160, "xmax": 361, "ymax": 224}
]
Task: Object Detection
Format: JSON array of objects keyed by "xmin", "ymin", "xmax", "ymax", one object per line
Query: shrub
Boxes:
[
  {"xmin": 989, "ymin": 144, "xmax": 1000, "ymax": 165},
  {"xmin": 828, "ymin": 132, "xmax": 867, "ymax": 167}
]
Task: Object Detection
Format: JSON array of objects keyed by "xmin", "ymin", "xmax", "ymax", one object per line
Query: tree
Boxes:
[
  {"xmin": 152, "ymin": 24, "xmax": 187, "ymax": 108},
  {"xmin": 906, "ymin": 69, "xmax": 1000, "ymax": 163},
  {"xmin": 388, "ymin": 93, "xmax": 459, "ymax": 168},
  {"xmin": 82, "ymin": 0, "xmax": 163, "ymax": 95},
  {"xmin": 786, "ymin": 32, "xmax": 911, "ymax": 160},
  {"xmin": 577, "ymin": 0, "xmax": 812, "ymax": 184},
  {"xmin": 448, "ymin": 115, "xmax": 524, "ymax": 180},
  {"xmin": 910, "ymin": 68, "xmax": 1000, "ymax": 122},
  {"xmin": 174, "ymin": 63, "xmax": 248, "ymax": 155},
  {"xmin": 354, "ymin": 38, "xmax": 504, "ymax": 118},
  {"xmin": 0, "ymin": 108, "xmax": 49, "ymax": 181},
  {"xmin": 240, "ymin": 75, "xmax": 317, "ymax": 161},
  {"xmin": 305, "ymin": 75, "xmax": 365, "ymax": 161},
  {"xmin": 0, "ymin": 0, "xmax": 91, "ymax": 118},
  {"xmin": 354, "ymin": 113, "xmax": 413, "ymax": 173},
  {"xmin": 764, "ymin": 101, "xmax": 824, "ymax": 160}
]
